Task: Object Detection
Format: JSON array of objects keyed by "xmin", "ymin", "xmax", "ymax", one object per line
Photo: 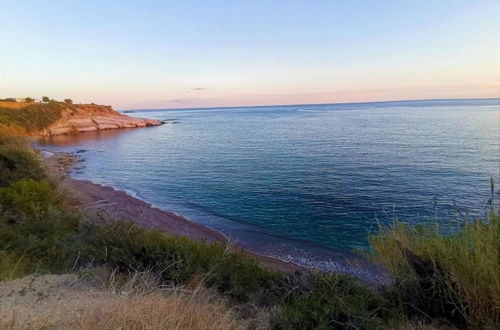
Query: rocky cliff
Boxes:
[
  {"xmin": 42, "ymin": 104, "xmax": 161, "ymax": 136},
  {"xmin": 0, "ymin": 101, "xmax": 162, "ymax": 136}
]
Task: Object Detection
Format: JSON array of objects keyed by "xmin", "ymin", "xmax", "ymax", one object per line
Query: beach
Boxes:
[{"xmin": 43, "ymin": 151, "xmax": 302, "ymax": 274}]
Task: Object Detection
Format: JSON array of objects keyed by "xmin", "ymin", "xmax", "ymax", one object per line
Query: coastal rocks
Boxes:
[
  {"xmin": 54, "ymin": 153, "xmax": 79, "ymax": 173},
  {"xmin": 40, "ymin": 104, "xmax": 161, "ymax": 136},
  {"xmin": 160, "ymin": 118, "xmax": 179, "ymax": 124}
]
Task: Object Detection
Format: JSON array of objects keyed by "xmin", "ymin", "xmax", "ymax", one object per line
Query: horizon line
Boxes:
[{"xmin": 120, "ymin": 97, "xmax": 500, "ymax": 112}]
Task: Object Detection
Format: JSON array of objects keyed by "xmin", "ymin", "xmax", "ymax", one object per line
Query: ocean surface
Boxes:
[{"xmin": 38, "ymin": 98, "xmax": 500, "ymax": 276}]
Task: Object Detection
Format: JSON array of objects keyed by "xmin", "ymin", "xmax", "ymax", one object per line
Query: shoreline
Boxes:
[
  {"xmin": 42, "ymin": 149, "xmax": 388, "ymax": 284},
  {"xmin": 43, "ymin": 150, "xmax": 303, "ymax": 274}
]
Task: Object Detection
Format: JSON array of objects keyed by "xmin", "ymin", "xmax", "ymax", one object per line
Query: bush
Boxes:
[
  {"xmin": 0, "ymin": 145, "xmax": 45, "ymax": 186},
  {"xmin": 78, "ymin": 221, "xmax": 282, "ymax": 302},
  {"xmin": 0, "ymin": 180, "xmax": 79, "ymax": 274},
  {"xmin": 0, "ymin": 102, "xmax": 66, "ymax": 132},
  {"xmin": 370, "ymin": 214, "xmax": 500, "ymax": 329},
  {"xmin": 0, "ymin": 251, "xmax": 31, "ymax": 280},
  {"xmin": 75, "ymin": 221, "xmax": 405, "ymax": 328},
  {"xmin": 0, "ymin": 179, "xmax": 57, "ymax": 211},
  {"xmin": 275, "ymin": 273, "xmax": 397, "ymax": 329}
]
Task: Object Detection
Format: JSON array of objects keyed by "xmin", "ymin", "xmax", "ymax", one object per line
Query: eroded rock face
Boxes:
[{"xmin": 40, "ymin": 104, "xmax": 161, "ymax": 136}]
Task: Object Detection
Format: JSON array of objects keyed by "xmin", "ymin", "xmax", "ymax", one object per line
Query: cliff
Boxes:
[
  {"xmin": 42, "ymin": 104, "xmax": 160, "ymax": 136},
  {"xmin": 0, "ymin": 101, "xmax": 161, "ymax": 136}
]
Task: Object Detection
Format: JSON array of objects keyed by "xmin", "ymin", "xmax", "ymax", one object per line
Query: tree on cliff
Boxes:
[
  {"xmin": 64, "ymin": 99, "xmax": 73, "ymax": 104},
  {"xmin": 42, "ymin": 96, "xmax": 50, "ymax": 103},
  {"xmin": 25, "ymin": 97, "xmax": 34, "ymax": 103}
]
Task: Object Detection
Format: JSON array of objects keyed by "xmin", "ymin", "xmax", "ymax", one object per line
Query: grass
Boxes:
[
  {"xmin": 0, "ymin": 102, "xmax": 66, "ymax": 133},
  {"xmin": 64, "ymin": 291, "xmax": 246, "ymax": 330},
  {"xmin": 370, "ymin": 214, "xmax": 500, "ymax": 328},
  {"xmin": 1, "ymin": 294, "xmax": 245, "ymax": 330},
  {"xmin": 77, "ymin": 222, "xmax": 399, "ymax": 328},
  {"xmin": 274, "ymin": 272, "xmax": 400, "ymax": 329},
  {"xmin": 77, "ymin": 220, "xmax": 283, "ymax": 303},
  {"xmin": 0, "ymin": 136, "xmax": 45, "ymax": 186},
  {"xmin": 0, "ymin": 270, "xmax": 257, "ymax": 330},
  {"xmin": 0, "ymin": 133, "xmax": 78, "ymax": 277}
]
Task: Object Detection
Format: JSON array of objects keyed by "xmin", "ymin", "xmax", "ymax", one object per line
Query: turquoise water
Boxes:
[{"xmin": 39, "ymin": 99, "xmax": 500, "ymax": 275}]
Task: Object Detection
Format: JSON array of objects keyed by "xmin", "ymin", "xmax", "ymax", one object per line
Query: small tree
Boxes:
[
  {"xmin": 42, "ymin": 96, "xmax": 50, "ymax": 103},
  {"xmin": 64, "ymin": 98, "xmax": 73, "ymax": 104},
  {"xmin": 25, "ymin": 97, "xmax": 34, "ymax": 103}
]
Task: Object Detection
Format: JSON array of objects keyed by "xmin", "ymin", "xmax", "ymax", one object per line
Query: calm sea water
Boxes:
[{"xmin": 38, "ymin": 99, "xmax": 500, "ymax": 276}]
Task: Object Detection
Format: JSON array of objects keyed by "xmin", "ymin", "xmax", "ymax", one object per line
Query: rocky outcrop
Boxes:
[{"xmin": 40, "ymin": 104, "xmax": 161, "ymax": 136}]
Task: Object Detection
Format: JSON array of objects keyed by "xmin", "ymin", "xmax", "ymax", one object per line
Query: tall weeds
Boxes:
[{"xmin": 370, "ymin": 213, "xmax": 500, "ymax": 328}]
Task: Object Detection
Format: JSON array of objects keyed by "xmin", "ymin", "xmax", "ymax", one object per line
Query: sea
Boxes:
[{"xmin": 38, "ymin": 98, "xmax": 500, "ymax": 278}]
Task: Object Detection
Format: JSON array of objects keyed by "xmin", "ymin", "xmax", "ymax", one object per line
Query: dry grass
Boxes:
[
  {"xmin": 1, "ymin": 292, "xmax": 246, "ymax": 330},
  {"xmin": 62, "ymin": 290, "xmax": 246, "ymax": 330},
  {"xmin": 0, "ymin": 102, "xmax": 31, "ymax": 109},
  {"xmin": 0, "ymin": 269, "xmax": 265, "ymax": 330}
]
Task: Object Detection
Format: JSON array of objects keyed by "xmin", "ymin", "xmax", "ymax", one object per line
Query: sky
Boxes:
[{"xmin": 1, "ymin": 0, "xmax": 499, "ymax": 109}]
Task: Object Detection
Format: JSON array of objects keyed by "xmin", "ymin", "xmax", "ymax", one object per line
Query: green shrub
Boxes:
[
  {"xmin": 0, "ymin": 251, "xmax": 31, "ymax": 280},
  {"xmin": 0, "ymin": 180, "xmax": 79, "ymax": 274},
  {"xmin": 75, "ymin": 221, "xmax": 404, "ymax": 328},
  {"xmin": 78, "ymin": 221, "xmax": 282, "ymax": 302},
  {"xmin": 0, "ymin": 102, "xmax": 66, "ymax": 132},
  {"xmin": 0, "ymin": 146, "xmax": 45, "ymax": 186},
  {"xmin": 370, "ymin": 214, "xmax": 500, "ymax": 329},
  {"xmin": 0, "ymin": 179, "xmax": 58, "ymax": 216},
  {"xmin": 275, "ymin": 273, "xmax": 397, "ymax": 329}
]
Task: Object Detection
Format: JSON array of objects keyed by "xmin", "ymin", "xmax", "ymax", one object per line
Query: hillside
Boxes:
[{"xmin": 0, "ymin": 100, "xmax": 160, "ymax": 136}]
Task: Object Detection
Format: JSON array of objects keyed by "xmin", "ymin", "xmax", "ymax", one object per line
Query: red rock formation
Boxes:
[{"xmin": 41, "ymin": 104, "xmax": 161, "ymax": 136}]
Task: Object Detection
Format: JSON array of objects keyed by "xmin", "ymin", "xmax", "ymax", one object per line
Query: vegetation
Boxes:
[
  {"xmin": 370, "ymin": 215, "xmax": 500, "ymax": 329},
  {"xmin": 0, "ymin": 99, "xmax": 68, "ymax": 133},
  {"xmin": 275, "ymin": 273, "xmax": 401, "ymax": 329},
  {"xmin": 0, "ymin": 270, "xmax": 258, "ymax": 330},
  {"xmin": 0, "ymin": 179, "xmax": 79, "ymax": 275},
  {"xmin": 0, "ymin": 130, "xmax": 497, "ymax": 329},
  {"xmin": 77, "ymin": 221, "xmax": 281, "ymax": 303},
  {"xmin": 0, "ymin": 141, "xmax": 45, "ymax": 185}
]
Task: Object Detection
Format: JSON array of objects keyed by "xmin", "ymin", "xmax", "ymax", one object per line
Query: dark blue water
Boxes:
[{"xmin": 39, "ymin": 99, "xmax": 500, "ymax": 275}]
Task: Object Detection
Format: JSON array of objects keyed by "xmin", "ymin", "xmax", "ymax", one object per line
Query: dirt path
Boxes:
[{"xmin": 0, "ymin": 274, "xmax": 106, "ymax": 328}]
